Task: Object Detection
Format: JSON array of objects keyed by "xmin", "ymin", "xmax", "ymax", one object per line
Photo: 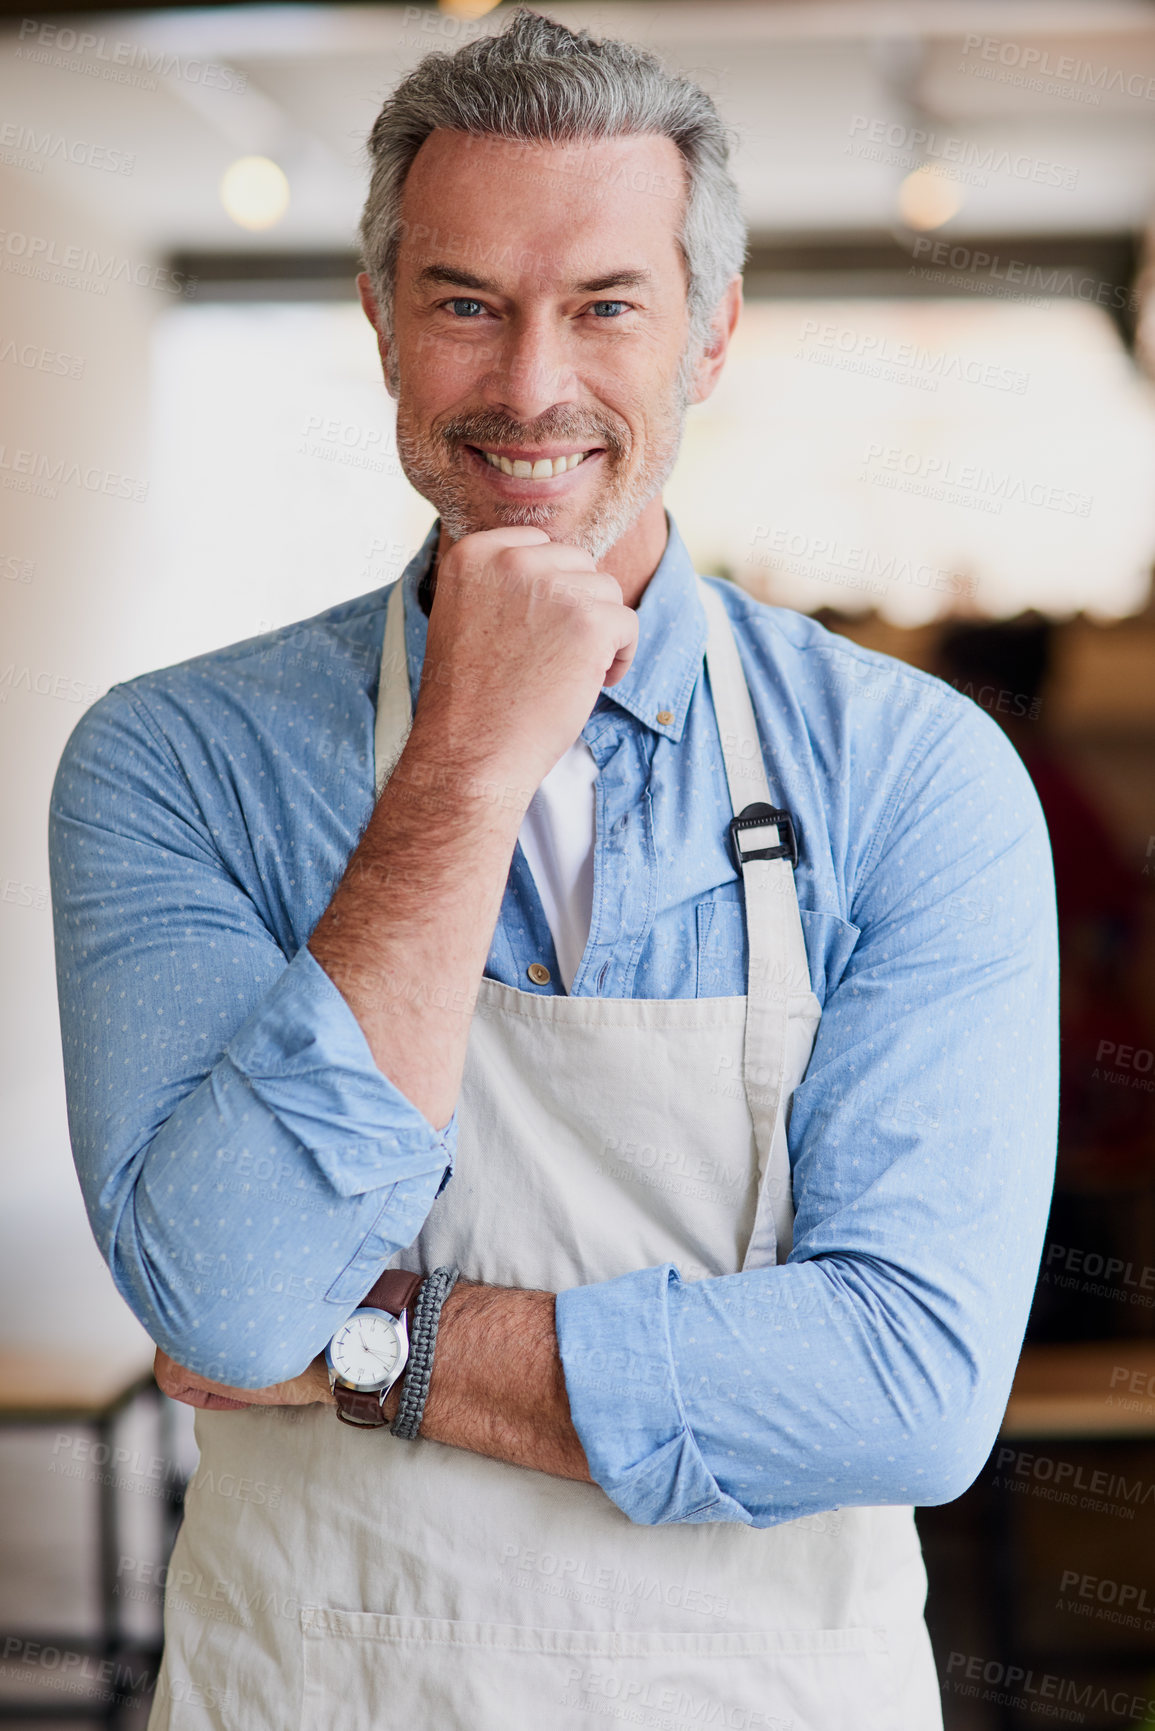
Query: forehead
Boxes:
[{"xmin": 398, "ymin": 128, "xmax": 687, "ymax": 286}]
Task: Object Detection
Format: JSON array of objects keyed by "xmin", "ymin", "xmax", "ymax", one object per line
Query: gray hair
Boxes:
[{"xmin": 359, "ymin": 7, "xmax": 746, "ymax": 381}]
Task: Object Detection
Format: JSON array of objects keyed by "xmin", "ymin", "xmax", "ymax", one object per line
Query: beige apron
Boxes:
[{"xmin": 149, "ymin": 578, "xmax": 943, "ymax": 1730}]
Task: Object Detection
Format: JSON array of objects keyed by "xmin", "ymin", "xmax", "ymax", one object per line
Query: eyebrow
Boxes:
[{"xmin": 414, "ymin": 264, "xmax": 653, "ymax": 295}]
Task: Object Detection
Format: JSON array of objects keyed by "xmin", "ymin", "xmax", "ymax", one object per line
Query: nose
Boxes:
[{"xmin": 479, "ymin": 313, "xmax": 579, "ymax": 424}]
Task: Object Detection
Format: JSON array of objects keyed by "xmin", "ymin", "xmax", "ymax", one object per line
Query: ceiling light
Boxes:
[
  {"xmin": 220, "ymin": 156, "xmax": 290, "ymax": 232},
  {"xmin": 897, "ymin": 166, "xmax": 963, "ymax": 232}
]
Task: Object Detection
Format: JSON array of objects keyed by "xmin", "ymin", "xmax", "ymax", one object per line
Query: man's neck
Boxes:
[{"xmin": 426, "ymin": 494, "xmax": 669, "ymax": 615}]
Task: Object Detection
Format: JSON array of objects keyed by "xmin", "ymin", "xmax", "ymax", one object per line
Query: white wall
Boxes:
[{"xmin": 1, "ymin": 163, "xmax": 165, "ymax": 1359}]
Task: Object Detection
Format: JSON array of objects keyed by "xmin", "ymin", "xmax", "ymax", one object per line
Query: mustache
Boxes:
[{"xmin": 437, "ymin": 408, "xmax": 627, "ymax": 458}]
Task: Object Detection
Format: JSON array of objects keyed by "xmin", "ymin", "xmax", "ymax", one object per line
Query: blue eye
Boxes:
[
  {"xmin": 590, "ymin": 300, "xmax": 629, "ymax": 317},
  {"xmin": 446, "ymin": 298, "xmax": 484, "ymax": 317}
]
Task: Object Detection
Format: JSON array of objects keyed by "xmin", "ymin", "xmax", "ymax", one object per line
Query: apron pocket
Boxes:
[{"xmin": 299, "ymin": 1607, "xmax": 897, "ymax": 1731}]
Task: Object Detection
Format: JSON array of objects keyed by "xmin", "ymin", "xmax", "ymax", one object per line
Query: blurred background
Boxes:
[{"xmin": 2, "ymin": 0, "xmax": 1155, "ymax": 1725}]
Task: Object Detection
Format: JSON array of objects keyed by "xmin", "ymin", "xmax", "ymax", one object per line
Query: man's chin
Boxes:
[
  {"xmin": 439, "ymin": 495, "xmax": 641, "ymax": 565},
  {"xmin": 440, "ymin": 498, "xmax": 586, "ymax": 546}
]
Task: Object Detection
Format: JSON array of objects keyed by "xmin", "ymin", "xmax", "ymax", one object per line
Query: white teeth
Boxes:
[{"xmin": 481, "ymin": 449, "xmax": 591, "ymax": 478}]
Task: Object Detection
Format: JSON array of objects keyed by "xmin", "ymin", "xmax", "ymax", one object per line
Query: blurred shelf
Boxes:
[
  {"xmin": 1003, "ymin": 1341, "xmax": 1155, "ymax": 1438},
  {"xmin": 0, "ymin": 1351, "xmax": 155, "ymax": 1422}
]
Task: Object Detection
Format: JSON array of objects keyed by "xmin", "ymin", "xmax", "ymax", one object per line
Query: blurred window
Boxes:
[{"xmin": 150, "ymin": 295, "xmax": 1155, "ymax": 640}]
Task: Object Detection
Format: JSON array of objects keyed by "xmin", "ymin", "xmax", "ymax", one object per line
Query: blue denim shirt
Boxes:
[{"xmin": 49, "ymin": 513, "xmax": 1058, "ymax": 1527}]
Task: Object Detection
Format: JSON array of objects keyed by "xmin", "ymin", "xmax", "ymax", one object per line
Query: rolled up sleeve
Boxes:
[
  {"xmin": 556, "ymin": 1264, "xmax": 753, "ymax": 1525},
  {"xmin": 50, "ymin": 685, "xmax": 452, "ymax": 1386},
  {"xmin": 557, "ymin": 694, "xmax": 1059, "ymax": 1526}
]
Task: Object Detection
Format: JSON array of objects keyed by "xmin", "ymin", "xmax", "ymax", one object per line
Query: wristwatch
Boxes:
[{"xmin": 325, "ymin": 1269, "xmax": 423, "ymax": 1429}]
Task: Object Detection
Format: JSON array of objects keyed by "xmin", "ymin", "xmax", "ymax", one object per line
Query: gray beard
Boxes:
[{"xmin": 393, "ymin": 357, "xmax": 694, "ymax": 564}]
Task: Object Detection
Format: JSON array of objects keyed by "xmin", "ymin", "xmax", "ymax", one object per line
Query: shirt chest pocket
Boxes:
[
  {"xmin": 695, "ymin": 896, "xmax": 861, "ymax": 1003},
  {"xmin": 695, "ymin": 898, "xmax": 746, "ymax": 998}
]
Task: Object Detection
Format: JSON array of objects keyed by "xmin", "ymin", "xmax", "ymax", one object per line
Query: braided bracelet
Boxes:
[{"xmin": 390, "ymin": 1265, "xmax": 459, "ymax": 1440}]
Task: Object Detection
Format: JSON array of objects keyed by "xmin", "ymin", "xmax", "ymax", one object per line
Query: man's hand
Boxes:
[
  {"xmin": 416, "ymin": 526, "xmax": 639, "ymax": 789},
  {"xmin": 153, "ymin": 1347, "xmax": 334, "ymax": 1411}
]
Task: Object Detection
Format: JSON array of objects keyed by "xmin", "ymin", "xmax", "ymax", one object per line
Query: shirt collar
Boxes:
[
  {"xmin": 599, "ymin": 512, "xmax": 706, "ymax": 742},
  {"xmin": 398, "ymin": 510, "xmax": 707, "ymax": 744}
]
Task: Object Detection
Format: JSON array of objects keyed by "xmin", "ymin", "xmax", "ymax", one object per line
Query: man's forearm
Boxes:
[
  {"xmin": 155, "ymin": 1279, "xmax": 592, "ymax": 1485},
  {"xmin": 385, "ymin": 1281, "xmax": 592, "ymax": 1481},
  {"xmin": 308, "ymin": 716, "xmax": 530, "ymax": 1130},
  {"xmin": 308, "ymin": 529, "xmax": 636, "ymax": 1134}
]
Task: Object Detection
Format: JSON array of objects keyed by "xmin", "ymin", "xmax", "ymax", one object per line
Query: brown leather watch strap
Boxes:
[
  {"xmin": 335, "ymin": 1387, "xmax": 393, "ymax": 1429},
  {"xmin": 362, "ymin": 1268, "xmax": 422, "ymax": 1319}
]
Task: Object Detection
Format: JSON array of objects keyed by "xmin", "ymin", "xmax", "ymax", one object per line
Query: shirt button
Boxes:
[
  {"xmin": 527, "ymin": 962, "xmax": 551, "ymax": 985},
  {"xmin": 656, "ymin": 709, "xmax": 674, "ymax": 726}
]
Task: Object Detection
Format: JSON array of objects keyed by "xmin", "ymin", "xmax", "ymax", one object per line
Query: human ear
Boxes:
[
  {"xmin": 689, "ymin": 274, "xmax": 742, "ymax": 406},
  {"xmin": 357, "ymin": 271, "xmax": 398, "ymax": 400}
]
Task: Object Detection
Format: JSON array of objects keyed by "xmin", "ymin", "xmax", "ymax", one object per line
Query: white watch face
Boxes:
[{"xmin": 329, "ymin": 1311, "xmax": 403, "ymax": 1391}]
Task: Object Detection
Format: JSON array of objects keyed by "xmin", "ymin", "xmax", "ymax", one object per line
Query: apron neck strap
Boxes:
[
  {"xmin": 695, "ymin": 576, "xmax": 775, "ymax": 814},
  {"xmin": 696, "ymin": 576, "xmax": 811, "ymax": 1270},
  {"xmin": 375, "ymin": 579, "xmax": 412, "ymax": 799}
]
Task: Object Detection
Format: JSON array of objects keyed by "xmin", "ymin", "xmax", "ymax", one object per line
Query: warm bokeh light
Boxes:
[
  {"xmin": 220, "ymin": 156, "xmax": 291, "ymax": 232},
  {"xmin": 897, "ymin": 166, "xmax": 964, "ymax": 231}
]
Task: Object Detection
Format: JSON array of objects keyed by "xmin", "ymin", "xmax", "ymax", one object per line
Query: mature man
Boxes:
[{"xmin": 50, "ymin": 10, "xmax": 1057, "ymax": 1727}]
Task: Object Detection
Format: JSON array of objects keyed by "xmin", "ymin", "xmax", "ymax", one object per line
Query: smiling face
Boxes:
[{"xmin": 362, "ymin": 128, "xmax": 733, "ymax": 575}]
